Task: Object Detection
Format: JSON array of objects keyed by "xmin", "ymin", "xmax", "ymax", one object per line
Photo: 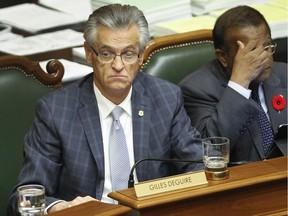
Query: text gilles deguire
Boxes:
[{"xmin": 148, "ymin": 176, "xmax": 193, "ymax": 191}]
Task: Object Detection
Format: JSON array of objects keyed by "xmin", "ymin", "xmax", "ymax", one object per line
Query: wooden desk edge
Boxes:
[
  {"xmin": 48, "ymin": 200, "xmax": 132, "ymax": 216},
  {"xmin": 109, "ymin": 156, "xmax": 287, "ymax": 209}
]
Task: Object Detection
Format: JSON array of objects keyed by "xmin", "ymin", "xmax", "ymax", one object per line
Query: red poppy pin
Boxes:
[{"xmin": 272, "ymin": 95, "xmax": 286, "ymax": 112}]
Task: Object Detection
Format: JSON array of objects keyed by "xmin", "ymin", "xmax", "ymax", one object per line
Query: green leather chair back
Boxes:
[
  {"xmin": 0, "ymin": 56, "xmax": 63, "ymax": 216},
  {"xmin": 141, "ymin": 30, "xmax": 215, "ymax": 84}
]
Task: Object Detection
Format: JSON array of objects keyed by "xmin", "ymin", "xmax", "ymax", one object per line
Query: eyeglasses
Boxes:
[
  {"xmin": 90, "ymin": 46, "xmax": 139, "ymax": 64},
  {"xmin": 264, "ymin": 41, "xmax": 277, "ymax": 55}
]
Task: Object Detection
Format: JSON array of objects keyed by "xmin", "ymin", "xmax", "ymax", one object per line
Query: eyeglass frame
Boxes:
[
  {"xmin": 89, "ymin": 45, "xmax": 140, "ymax": 64},
  {"xmin": 264, "ymin": 41, "xmax": 277, "ymax": 55},
  {"xmin": 221, "ymin": 40, "xmax": 277, "ymax": 56}
]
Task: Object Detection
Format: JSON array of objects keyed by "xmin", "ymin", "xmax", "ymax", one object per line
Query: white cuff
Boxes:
[
  {"xmin": 44, "ymin": 200, "xmax": 65, "ymax": 215},
  {"xmin": 228, "ymin": 80, "xmax": 251, "ymax": 99}
]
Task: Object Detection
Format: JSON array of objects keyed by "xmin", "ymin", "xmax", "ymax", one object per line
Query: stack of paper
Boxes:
[
  {"xmin": 210, "ymin": 1, "xmax": 288, "ymax": 39},
  {"xmin": 38, "ymin": 0, "xmax": 93, "ymax": 21},
  {"xmin": 152, "ymin": 0, "xmax": 287, "ymax": 39},
  {"xmin": 152, "ymin": 15, "xmax": 216, "ymax": 37},
  {"xmin": 90, "ymin": 0, "xmax": 192, "ymax": 34},
  {"xmin": 72, "ymin": 47, "xmax": 88, "ymax": 65},
  {"xmin": 0, "ymin": 3, "xmax": 84, "ymax": 34},
  {"xmin": 190, "ymin": 0, "xmax": 270, "ymax": 15},
  {"xmin": 0, "ymin": 29, "xmax": 84, "ymax": 56},
  {"xmin": 266, "ymin": 0, "xmax": 288, "ymax": 9},
  {"xmin": 0, "ymin": 23, "xmax": 22, "ymax": 41},
  {"xmin": 0, "ymin": 31, "xmax": 22, "ymax": 41}
]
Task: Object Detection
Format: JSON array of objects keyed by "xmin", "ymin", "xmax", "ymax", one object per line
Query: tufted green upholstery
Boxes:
[
  {"xmin": 0, "ymin": 56, "xmax": 64, "ymax": 216},
  {"xmin": 141, "ymin": 30, "xmax": 215, "ymax": 84}
]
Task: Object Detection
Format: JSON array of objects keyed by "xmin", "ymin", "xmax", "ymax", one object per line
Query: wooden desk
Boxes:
[
  {"xmin": 109, "ymin": 156, "xmax": 288, "ymax": 216},
  {"xmin": 48, "ymin": 200, "xmax": 132, "ymax": 216}
]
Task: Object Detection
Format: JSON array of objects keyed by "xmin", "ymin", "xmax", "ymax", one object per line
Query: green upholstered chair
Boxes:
[
  {"xmin": 141, "ymin": 29, "xmax": 215, "ymax": 84},
  {"xmin": 0, "ymin": 56, "xmax": 64, "ymax": 215}
]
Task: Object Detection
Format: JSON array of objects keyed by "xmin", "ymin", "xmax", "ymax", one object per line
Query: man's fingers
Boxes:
[
  {"xmin": 68, "ymin": 196, "xmax": 97, "ymax": 207},
  {"xmin": 237, "ymin": 40, "xmax": 245, "ymax": 49}
]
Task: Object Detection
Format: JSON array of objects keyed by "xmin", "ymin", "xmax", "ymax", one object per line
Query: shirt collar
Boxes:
[{"xmin": 93, "ymin": 83, "xmax": 132, "ymax": 119}]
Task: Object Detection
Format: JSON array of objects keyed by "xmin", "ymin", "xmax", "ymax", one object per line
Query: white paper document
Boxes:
[
  {"xmin": 0, "ymin": 23, "xmax": 23, "ymax": 41},
  {"xmin": 91, "ymin": 0, "xmax": 192, "ymax": 27},
  {"xmin": 40, "ymin": 59, "xmax": 92, "ymax": 82},
  {"xmin": 0, "ymin": 29, "xmax": 84, "ymax": 56},
  {"xmin": 190, "ymin": 0, "xmax": 270, "ymax": 15},
  {"xmin": 72, "ymin": 46, "xmax": 87, "ymax": 64},
  {"xmin": 38, "ymin": 0, "xmax": 92, "ymax": 21},
  {"xmin": 0, "ymin": 3, "xmax": 84, "ymax": 33}
]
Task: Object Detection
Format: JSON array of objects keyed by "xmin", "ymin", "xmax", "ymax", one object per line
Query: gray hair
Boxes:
[{"xmin": 84, "ymin": 4, "xmax": 150, "ymax": 52}]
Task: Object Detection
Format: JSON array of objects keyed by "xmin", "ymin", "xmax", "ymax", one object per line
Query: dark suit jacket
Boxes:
[
  {"xmin": 8, "ymin": 72, "xmax": 203, "ymax": 214},
  {"xmin": 180, "ymin": 59, "xmax": 287, "ymax": 162}
]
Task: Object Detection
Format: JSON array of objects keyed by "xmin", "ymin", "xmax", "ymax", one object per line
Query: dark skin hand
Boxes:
[
  {"xmin": 216, "ymin": 24, "xmax": 273, "ymax": 89},
  {"xmin": 230, "ymin": 40, "xmax": 270, "ymax": 89}
]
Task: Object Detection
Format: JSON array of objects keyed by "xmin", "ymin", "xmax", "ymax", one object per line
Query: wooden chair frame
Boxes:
[{"xmin": 0, "ymin": 55, "xmax": 64, "ymax": 89}]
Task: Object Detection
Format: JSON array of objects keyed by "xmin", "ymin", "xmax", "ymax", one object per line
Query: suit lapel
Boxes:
[
  {"xmin": 78, "ymin": 77, "xmax": 105, "ymax": 178},
  {"xmin": 131, "ymin": 77, "xmax": 151, "ymax": 181}
]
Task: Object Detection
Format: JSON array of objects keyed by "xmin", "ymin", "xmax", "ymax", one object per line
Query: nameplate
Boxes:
[{"xmin": 134, "ymin": 171, "xmax": 208, "ymax": 197}]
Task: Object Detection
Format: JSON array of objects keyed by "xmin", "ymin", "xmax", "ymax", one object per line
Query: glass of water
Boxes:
[
  {"xmin": 202, "ymin": 137, "xmax": 230, "ymax": 180},
  {"xmin": 17, "ymin": 184, "xmax": 45, "ymax": 216}
]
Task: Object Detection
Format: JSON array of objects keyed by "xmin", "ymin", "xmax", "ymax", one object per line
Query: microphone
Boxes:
[
  {"xmin": 228, "ymin": 161, "xmax": 250, "ymax": 167},
  {"xmin": 128, "ymin": 158, "xmax": 203, "ymax": 188}
]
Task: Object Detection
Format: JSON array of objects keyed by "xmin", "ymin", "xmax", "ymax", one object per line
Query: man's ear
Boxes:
[
  {"xmin": 84, "ymin": 41, "xmax": 93, "ymax": 65},
  {"xmin": 138, "ymin": 52, "xmax": 144, "ymax": 66},
  {"xmin": 215, "ymin": 48, "xmax": 228, "ymax": 68}
]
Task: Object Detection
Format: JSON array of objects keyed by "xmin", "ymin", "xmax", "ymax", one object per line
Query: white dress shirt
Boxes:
[{"xmin": 93, "ymin": 83, "xmax": 137, "ymax": 203}]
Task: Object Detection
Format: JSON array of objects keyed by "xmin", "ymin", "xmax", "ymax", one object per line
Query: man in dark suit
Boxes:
[
  {"xmin": 180, "ymin": 5, "xmax": 287, "ymax": 163},
  {"xmin": 7, "ymin": 4, "xmax": 203, "ymax": 214}
]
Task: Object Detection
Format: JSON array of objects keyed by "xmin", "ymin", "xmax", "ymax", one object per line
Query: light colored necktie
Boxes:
[
  {"xmin": 109, "ymin": 106, "xmax": 130, "ymax": 191},
  {"xmin": 251, "ymin": 84, "xmax": 274, "ymax": 155}
]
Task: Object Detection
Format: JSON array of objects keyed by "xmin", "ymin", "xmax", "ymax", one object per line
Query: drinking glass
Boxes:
[
  {"xmin": 17, "ymin": 184, "xmax": 45, "ymax": 216},
  {"xmin": 202, "ymin": 137, "xmax": 230, "ymax": 180}
]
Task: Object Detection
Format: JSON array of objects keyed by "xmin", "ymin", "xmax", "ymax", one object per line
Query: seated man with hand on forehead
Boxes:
[
  {"xmin": 7, "ymin": 4, "xmax": 203, "ymax": 215},
  {"xmin": 180, "ymin": 5, "xmax": 287, "ymax": 163}
]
